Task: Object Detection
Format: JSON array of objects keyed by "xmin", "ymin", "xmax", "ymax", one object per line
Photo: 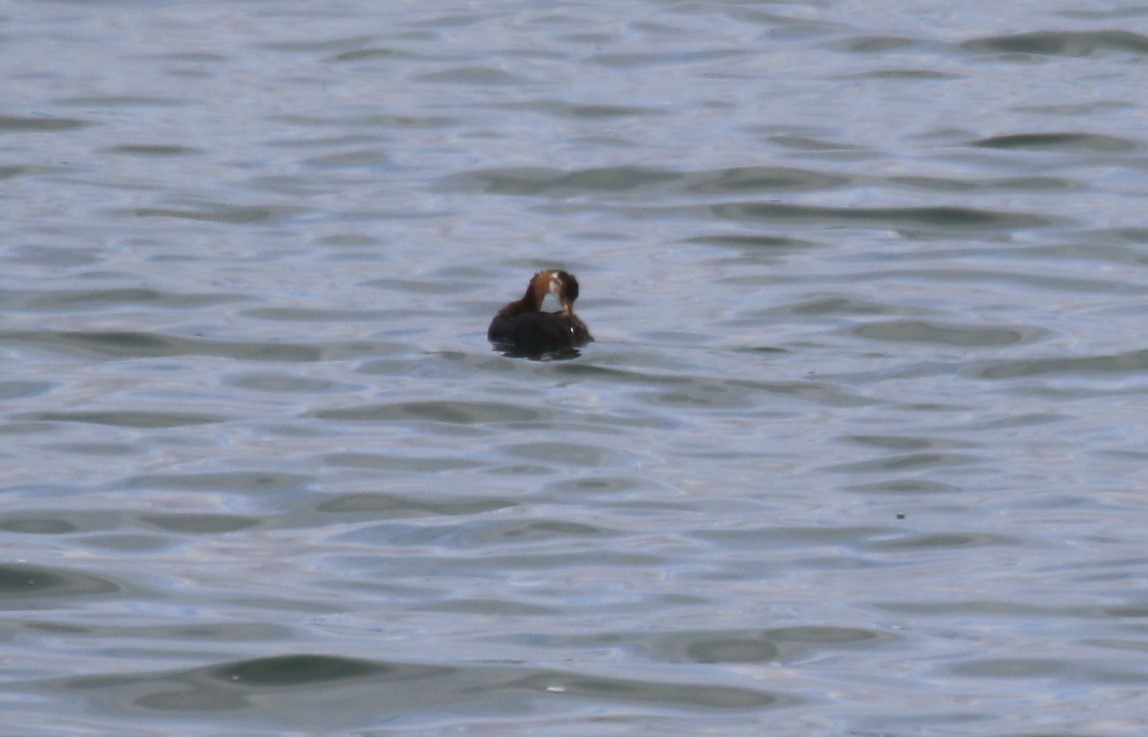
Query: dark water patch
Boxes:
[
  {"xmin": 1016, "ymin": 101, "xmax": 1135, "ymax": 117},
  {"xmin": 546, "ymin": 474, "xmax": 676, "ymax": 497},
  {"xmin": 444, "ymin": 166, "xmax": 681, "ymax": 195},
  {"xmin": 679, "ymin": 635, "xmax": 778, "ymax": 664},
  {"xmin": 0, "ymin": 564, "xmax": 122, "ymax": 607},
  {"xmin": 115, "ymin": 202, "xmax": 298, "ymax": 225},
  {"xmin": 6, "ymin": 244, "xmax": 102, "ymax": 267},
  {"xmin": 313, "ymin": 400, "xmax": 541, "ymax": 424},
  {"xmin": 148, "ymin": 50, "xmax": 227, "ymax": 62},
  {"xmin": 971, "ymin": 132, "xmax": 1136, "ymax": 152},
  {"xmin": 544, "ymin": 362, "xmax": 695, "ymax": 386},
  {"xmin": 637, "ymin": 382, "xmax": 762, "ymax": 410},
  {"xmin": 685, "ymin": 233, "xmax": 813, "ymax": 250},
  {"xmin": 56, "ymin": 655, "xmax": 781, "ymax": 725},
  {"xmin": 23, "ymin": 619, "xmax": 287, "ymax": 645},
  {"xmin": 510, "ymin": 669, "xmax": 784, "ymax": 710},
  {"xmin": 783, "ymin": 295, "xmax": 918, "ymax": 317},
  {"xmin": 324, "ymin": 452, "xmax": 484, "ymax": 472},
  {"xmin": 266, "ymin": 130, "xmax": 380, "ymax": 155},
  {"xmin": 845, "ymin": 478, "xmax": 961, "ymax": 495},
  {"xmin": 1101, "ymin": 605, "xmax": 1148, "ymax": 618},
  {"xmin": 416, "ymin": 66, "xmax": 522, "ymax": 84},
  {"xmin": 0, "ymin": 115, "xmax": 92, "ymax": 132},
  {"xmin": 335, "ymin": 516, "xmax": 566, "ymax": 553},
  {"xmin": 767, "ymin": 134, "xmax": 863, "ymax": 152},
  {"xmin": 271, "ymin": 112, "xmax": 458, "ymax": 130},
  {"xmin": 619, "ymin": 625, "xmax": 890, "ymax": 665},
  {"xmin": 709, "ymin": 202, "xmax": 1055, "ymax": 232},
  {"xmin": 123, "ymin": 472, "xmax": 311, "ymax": 494},
  {"xmin": 867, "ymin": 532, "xmax": 1017, "ymax": 552},
  {"xmin": 0, "ymin": 380, "xmax": 54, "ymax": 400},
  {"xmin": 843, "ymin": 69, "xmax": 959, "ymax": 80},
  {"xmin": 300, "ymin": 147, "xmax": 388, "ymax": 169},
  {"xmin": 62, "ymin": 654, "xmax": 450, "ymax": 714},
  {"xmin": 589, "ymin": 48, "xmax": 749, "ymax": 69},
  {"xmin": 0, "ymin": 165, "xmax": 32, "ymax": 180},
  {"xmin": 0, "ymin": 287, "xmax": 238, "ymax": 313},
  {"xmin": 1062, "ymin": 7, "xmax": 1148, "ymax": 20},
  {"xmin": 326, "ymin": 47, "xmax": 409, "ymax": 63},
  {"xmin": 0, "ymin": 515, "xmax": 79, "ymax": 534},
  {"xmin": 1110, "ymin": 227, "xmax": 1148, "ymax": 243},
  {"xmin": 19, "ymin": 411, "xmax": 224, "ymax": 429},
  {"xmin": 56, "ymin": 95, "xmax": 182, "ymax": 108},
  {"xmin": 961, "ymin": 30, "xmax": 1148, "ymax": 58},
  {"xmin": 262, "ymin": 35, "xmax": 378, "ymax": 54},
  {"xmin": 363, "ymin": 276, "xmax": 479, "ymax": 295},
  {"xmin": 876, "ymin": 600, "xmax": 1072, "ymax": 618},
  {"xmin": 709, "ymin": 626, "xmax": 885, "ymax": 661},
  {"xmin": 500, "ymin": 441, "xmax": 616, "ymax": 466},
  {"xmin": 103, "ymin": 144, "xmax": 203, "ymax": 157},
  {"xmin": 447, "ymin": 165, "xmax": 848, "ymax": 198},
  {"xmin": 385, "ymin": 546, "xmax": 670, "ymax": 573},
  {"xmin": 51, "ymin": 441, "xmax": 137, "ymax": 456},
  {"xmin": 222, "ymin": 371, "xmax": 345, "ymax": 394},
  {"xmin": 852, "ymin": 319, "xmax": 1041, "ymax": 347},
  {"xmin": 315, "ymin": 492, "xmax": 516, "ymax": 517},
  {"xmin": 729, "ymin": 345, "xmax": 788, "ymax": 355},
  {"xmin": 972, "ymin": 349, "xmax": 1148, "ymax": 379},
  {"xmin": 84, "ymin": 533, "xmax": 171, "ymax": 553},
  {"xmin": 456, "ymin": 517, "xmax": 614, "ymax": 545},
  {"xmin": 833, "ymin": 35, "xmax": 921, "ymax": 53},
  {"xmin": 1, "ymin": 330, "xmax": 322, "ymax": 362},
  {"xmin": 694, "ymin": 525, "xmax": 892, "ymax": 550},
  {"xmin": 0, "ymin": 420, "xmax": 59, "ymax": 436},
  {"xmin": 241, "ymin": 306, "xmax": 384, "ymax": 321},
  {"xmin": 887, "ymin": 174, "xmax": 1078, "ymax": 193},
  {"xmin": 684, "ymin": 166, "xmax": 850, "ymax": 194},
  {"xmin": 849, "ymin": 267, "xmax": 1146, "ymax": 295},
  {"xmin": 826, "ymin": 452, "xmax": 982, "ymax": 474},
  {"xmin": 948, "ymin": 658, "xmax": 1070, "ymax": 678},
  {"xmin": 844, "ymin": 434, "xmax": 970, "ymax": 452},
  {"xmin": 357, "ymin": 357, "xmax": 436, "ymax": 377},
  {"xmin": 1005, "ymin": 241, "xmax": 1148, "ymax": 268},
  {"xmin": 138, "ymin": 514, "xmax": 260, "ymax": 534},
  {"xmin": 313, "ymin": 232, "xmax": 383, "ymax": 248},
  {"xmin": 211, "ymin": 655, "xmax": 403, "ymax": 686},
  {"xmin": 637, "ymin": 376, "xmax": 869, "ymax": 410},
  {"xmin": 965, "ymin": 412, "xmax": 1067, "ymax": 432},
  {"xmin": 494, "ymin": 100, "xmax": 663, "ymax": 119},
  {"xmin": 420, "ymin": 597, "xmax": 558, "ymax": 615},
  {"xmin": 489, "ymin": 344, "xmax": 588, "ymax": 361}
]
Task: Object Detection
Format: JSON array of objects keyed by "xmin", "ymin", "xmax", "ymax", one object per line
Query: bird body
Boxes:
[{"xmin": 488, "ymin": 270, "xmax": 592, "ymax": 354}]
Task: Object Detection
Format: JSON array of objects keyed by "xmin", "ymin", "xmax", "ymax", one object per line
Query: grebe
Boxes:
[{"xmin": 488, "ymin": 270, "xmax": 592, "ymax": 354}]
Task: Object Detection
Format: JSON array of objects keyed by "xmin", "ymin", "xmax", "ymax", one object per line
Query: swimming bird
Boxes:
[{"xmin": 488, "ymin": 270, "xmax": 592, "ymax": 354}]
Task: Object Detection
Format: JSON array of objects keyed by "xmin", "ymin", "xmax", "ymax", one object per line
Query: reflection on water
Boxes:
[
  {"xmin": 4, "ymin": 1, "xmax": 1148, "ymax": 735},
  {"xmin": 490, "ymin": 344, "xmax": 586, "ymax": 361}
]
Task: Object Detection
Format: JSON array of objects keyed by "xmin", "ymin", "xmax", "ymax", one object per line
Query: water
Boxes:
[{"xmin": 4, "ymin": 1, "xmax": 1148, "ymax": 734}]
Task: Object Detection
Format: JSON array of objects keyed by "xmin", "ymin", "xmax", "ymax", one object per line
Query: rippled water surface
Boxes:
[{"xmin": 5, "ymin": 1, "xmax": 1148, "ymax": 735}]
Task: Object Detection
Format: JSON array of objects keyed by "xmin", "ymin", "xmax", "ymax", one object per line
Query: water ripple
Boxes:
[
  {"xmin": 2, "ymin": 330, "xmax": 322, "ymax": 362},
  {"xmin": 0, "ymin": 115, "xmax": 91, "ymax": 131},
  {"xmin": 709, "ymin": 202, "xmax": 1057, "ymax": 231},
  {"xmin": 962, "ymin": 30, "xmax": 1148, "ymax": 57},
  {"xmin": 972, "ymin": 349, "xmax": 1148, "ymax": 379},
  {"xmin": 0, "ymin": 564, "xmax": 123, "ymax": 606},
  {"xmin": 971, "ymin": 132, "xmax": 1137, "ymax": 152},
  {"xmin": 47, "ymin": 653, "xmax": 787, "ymax": 726}
]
